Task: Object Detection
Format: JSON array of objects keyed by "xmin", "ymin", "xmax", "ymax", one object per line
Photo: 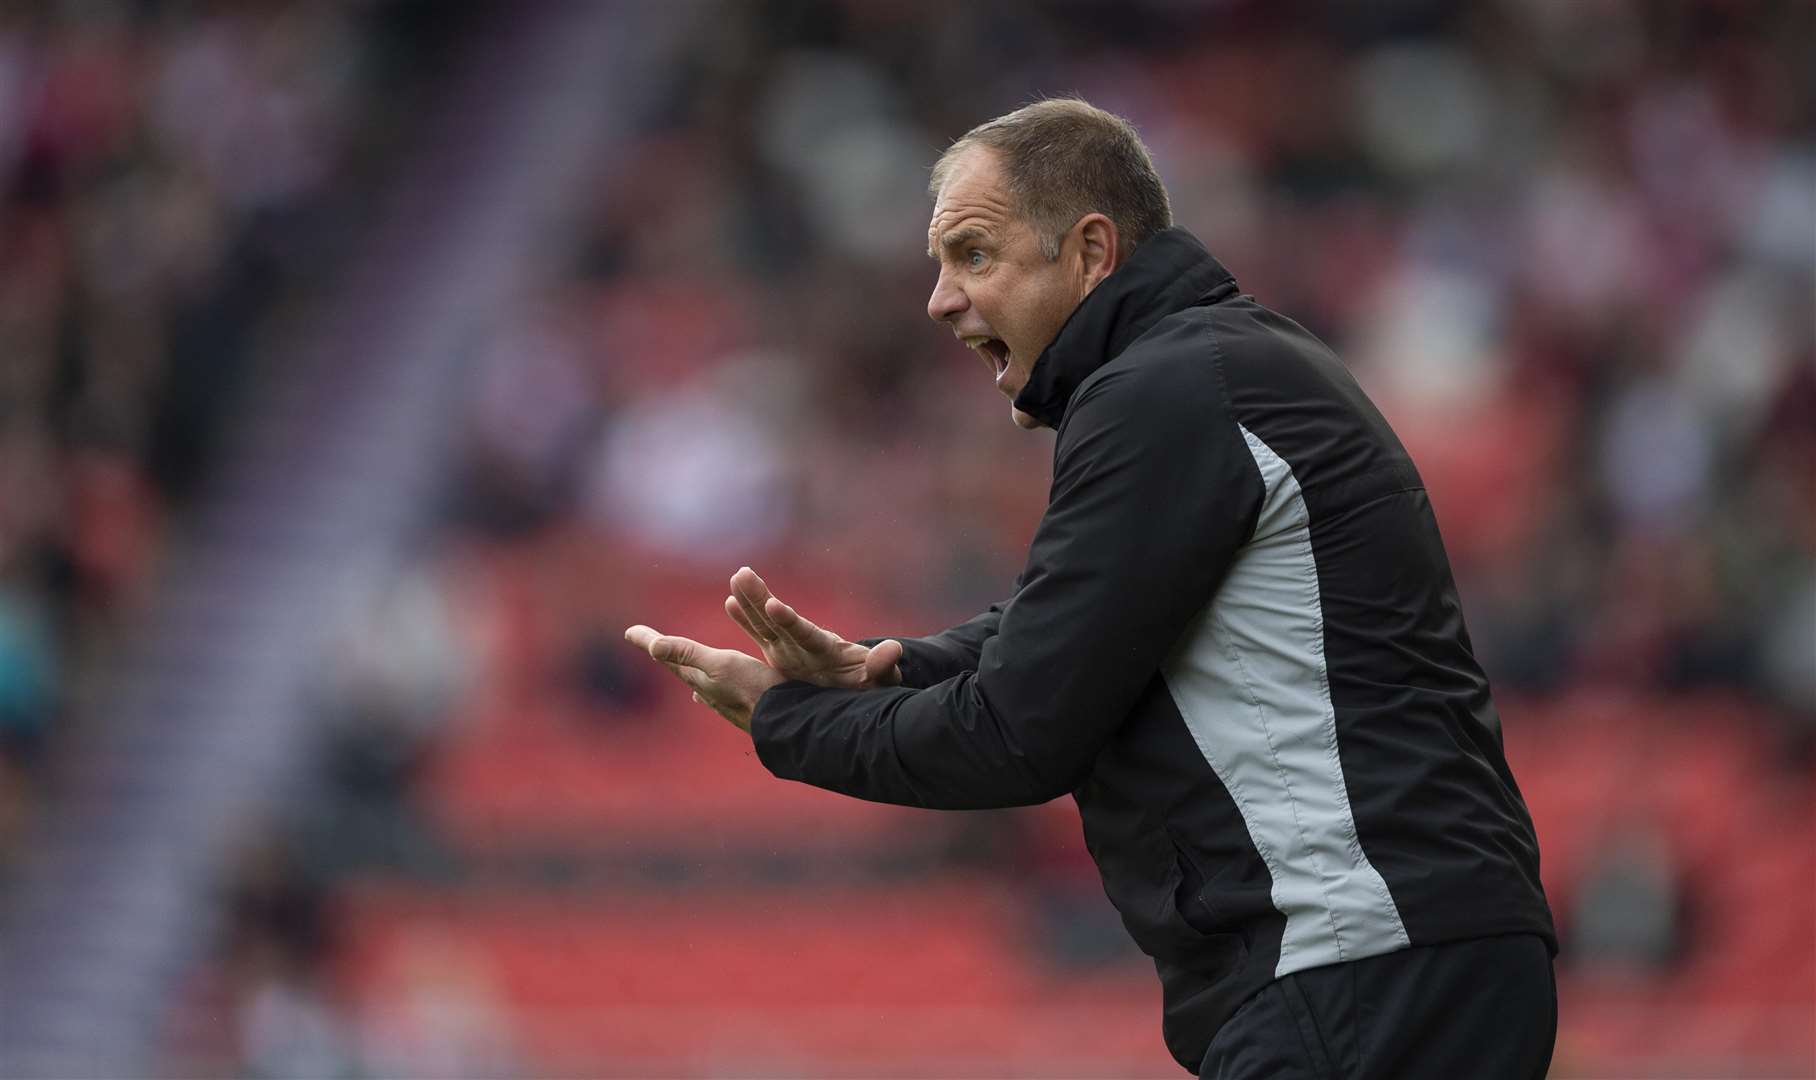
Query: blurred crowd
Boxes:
[
  {"xmin": 429, "ymin": 2, "xmax": 1816, "ymax": 1066},
  {"xmin": 458, "ymin": 4, "xmax": 1813, "ymax": 1066},
  {"xmin": 0, "ymin": 3, "xmax": 462, "ymax": 1074},
  {"xmin": 0, "ymin": 0, "xmax": 416, "ymax": 812},
  {"xmin": 0, "ymin": 0, "xmax": 1810, "ymax": 1075},
  {"xmin": 503, "ymin": 0, "xmax": 1812, "ymax": 727}
]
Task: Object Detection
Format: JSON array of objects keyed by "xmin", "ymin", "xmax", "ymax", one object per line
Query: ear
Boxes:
[{"xmin": 1073, "ymin": 213, "xmax": 1120, "ymax": 293}]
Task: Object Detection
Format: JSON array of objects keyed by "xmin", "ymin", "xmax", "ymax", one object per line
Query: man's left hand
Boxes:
[{"xmin": 623, "ymin": 624, "xmax": 786, "ymax": 733}]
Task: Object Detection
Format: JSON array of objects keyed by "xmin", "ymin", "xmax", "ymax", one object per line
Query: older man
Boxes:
[{"xmin": 626, "ymin": 99, "xmax": 1557, "ymax": 1079}]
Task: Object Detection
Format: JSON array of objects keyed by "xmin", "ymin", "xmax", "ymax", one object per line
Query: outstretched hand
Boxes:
[
  {"xmin": 724, "ymin": 567, "xmax": 903, "ymax": 690},
  {"xmin": 623, "ymin": 624, "xmax": 785, "ymax": 733}
]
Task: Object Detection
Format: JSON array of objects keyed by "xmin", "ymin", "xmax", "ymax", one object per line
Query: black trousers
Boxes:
[{"xmin": 1199, "ymin": 934, "xmax": 1557, "ymax": 1080}]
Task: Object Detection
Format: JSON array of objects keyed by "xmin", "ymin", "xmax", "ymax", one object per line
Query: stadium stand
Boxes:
[{"xmin": 1, "ymin": 1, "xmax": 1809, "ymax": 1076}]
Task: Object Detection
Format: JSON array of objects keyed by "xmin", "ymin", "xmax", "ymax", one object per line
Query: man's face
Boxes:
[{"xmin": 926, "ymin": 148, "xmax": 1090, "ymax": 430}]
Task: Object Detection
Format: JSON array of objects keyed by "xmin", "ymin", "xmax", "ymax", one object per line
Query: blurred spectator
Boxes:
[
  {"xmin": 583, "ymin": 355, "xmax": 796, "ymax": 565},
  {"xmin": 1565, "ymin": 820, "xmax": 1697, "ymax": 976},
  {"xmin": 457, "ymin": 290, "xmax": 604, "ymax": 538},
  {"xmin": 221, "ymin": 840, "xmax": 358, "ymax": 1080},
  {"xmin": 355, "ymin": 929, "xmax": 518, "ymax": 1080},
  {"xmin": 0, "ymin": 581, "xmax": 55, "ymax": 762},
  {"xmin": 307, "ymin": 560, "xmax": 473, "ymax": 876}
]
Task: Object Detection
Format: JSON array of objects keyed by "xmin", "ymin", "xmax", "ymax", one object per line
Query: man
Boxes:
[{"xmin": 625, "ymin": 98, "xmax": 1557, "ymax": 1079}]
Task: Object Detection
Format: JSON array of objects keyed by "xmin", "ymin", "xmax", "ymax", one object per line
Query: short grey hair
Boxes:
[{"xmin": 929, "ymin": 97, "xmax": 1173, "ymax": 260}]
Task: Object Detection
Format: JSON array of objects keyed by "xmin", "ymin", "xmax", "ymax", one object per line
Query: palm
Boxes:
[
  {"xmin": 724, "ymin": 567, "xmax": 901, "ymax": 689},
  {"xmin": 754, "ymin": 626, "xmax": 867, "ymax": 687}
]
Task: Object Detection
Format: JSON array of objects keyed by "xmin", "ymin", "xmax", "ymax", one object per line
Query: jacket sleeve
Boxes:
[
  {"xmin": 858, "ymin": 601, "xmax": 1007, "ymax": 689},
  {"xmin": 752, "ymin": 360, "xmax": 1265, "ymax": 809}
]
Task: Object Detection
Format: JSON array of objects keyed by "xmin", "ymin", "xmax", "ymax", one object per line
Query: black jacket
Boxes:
[{"xmin": 752, "ymin": 228, "xmax": 1555, "ymax": 1072}]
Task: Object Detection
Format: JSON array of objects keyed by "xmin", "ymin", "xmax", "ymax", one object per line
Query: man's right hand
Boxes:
[{"xmin": 725, "ymin": 566, "xmax": 903, "ymax": 690}]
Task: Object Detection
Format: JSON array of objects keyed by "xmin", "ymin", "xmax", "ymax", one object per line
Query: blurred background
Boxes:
[{"xmin": 0, "ymin": 0, "xmax": 1811, "ymax": 1076}]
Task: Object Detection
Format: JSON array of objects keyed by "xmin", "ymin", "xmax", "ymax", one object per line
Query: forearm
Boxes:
[{"xmin": 751, "ymin": 675, "xmax": 1061, "ymax": 810}]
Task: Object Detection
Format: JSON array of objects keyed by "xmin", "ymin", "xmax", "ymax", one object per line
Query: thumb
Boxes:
[
  {"xmin": 649, "ymin": 633, "xmax": 710, "ymax": 669},
  {"xmin": 864, "ymin": 639, "xmax": 904, "ymax": 686}
]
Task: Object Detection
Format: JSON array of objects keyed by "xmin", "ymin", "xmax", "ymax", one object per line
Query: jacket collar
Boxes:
[{"xmin": 1013, "ymin": 227, "xmax": 1238, "ymax": 429}]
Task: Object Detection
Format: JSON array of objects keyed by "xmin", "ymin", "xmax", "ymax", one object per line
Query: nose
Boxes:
[{"xmin": 927, "ymin": 267, "xmax": 968, "ymax": 324}]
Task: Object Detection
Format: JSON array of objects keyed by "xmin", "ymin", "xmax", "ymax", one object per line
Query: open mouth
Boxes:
[{"xmin": 964, "ymin": 336, "xmax": 1011, "ymax": 380}]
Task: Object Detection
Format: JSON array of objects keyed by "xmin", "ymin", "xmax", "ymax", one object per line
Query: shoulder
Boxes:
[
  {"xmin": 1053, "ymin": 314, "xmax": 1253, "ymax": 474},
  {"xmin": 1065, "ymin": 308, "xmax": 1233, "ymax": 433}
]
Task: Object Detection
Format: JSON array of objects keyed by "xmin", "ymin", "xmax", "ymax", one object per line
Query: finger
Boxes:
[
  {"xmin": 765, "ymin": 596, "xmax": 828, "ymax": 648},
  {"xmin": 646, "ymin": 632, "xmax": 720, "ymax": 670},
  {"xmin": 730, "ymin": 566, "xmax": 780, "ymax": 641},
  {"xmin": 626, "ymin": 626, "xmax": 718, "ymax": 670},
  {"xmin": 862, "ymin": 638, "xmax": 904, "ymax": 687},
  {"xmin": 725, "ymin": 595, "xmax": 768, "ymax": 647}
]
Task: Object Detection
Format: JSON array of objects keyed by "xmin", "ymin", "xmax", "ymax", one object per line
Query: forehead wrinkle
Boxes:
[
  {"xmin": 926, "ymin": 193, "xmax": 1017, "ymax": 260},
  {"xmin": 928, "ymin": 224, "xmax": 989, "ymax": 260},
  {"xmin": 927, "ymin": 153, "xmax": 1017, "ymax": 258}
]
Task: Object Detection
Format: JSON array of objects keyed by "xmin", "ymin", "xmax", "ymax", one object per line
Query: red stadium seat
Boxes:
[{"xmin": 337, "ymin": 880, "xmax": 1176, "ymax": 1076}]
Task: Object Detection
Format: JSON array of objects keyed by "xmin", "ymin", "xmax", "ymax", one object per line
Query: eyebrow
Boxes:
[{"xmin": 928, "ymin": 225, "xmax": 990, "ymax": 260}]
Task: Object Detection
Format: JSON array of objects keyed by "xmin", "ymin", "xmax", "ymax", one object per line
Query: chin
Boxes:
[{"xmin": 1011, "ymin": 406, "xmax": 1041, "ymax": 430}]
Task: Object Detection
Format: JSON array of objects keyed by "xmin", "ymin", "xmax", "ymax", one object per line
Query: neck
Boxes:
[{"xmin": 1012, "ymin": 227, "xmax": 1238, "ymax": 429}]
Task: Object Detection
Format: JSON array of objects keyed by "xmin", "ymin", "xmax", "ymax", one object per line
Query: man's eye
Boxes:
[{"xmin": 967, "ymin": 250, "xmax": 987, "ymax": 269}]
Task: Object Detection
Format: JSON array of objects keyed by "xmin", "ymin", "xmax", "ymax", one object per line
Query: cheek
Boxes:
[
  {"xmin": 1030, "ymin": 282, "xmax": 1078, "ymax": 343},
  {"xmin": 952, "ymin": 278, "xmax": 988, "ymax": 320}
]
